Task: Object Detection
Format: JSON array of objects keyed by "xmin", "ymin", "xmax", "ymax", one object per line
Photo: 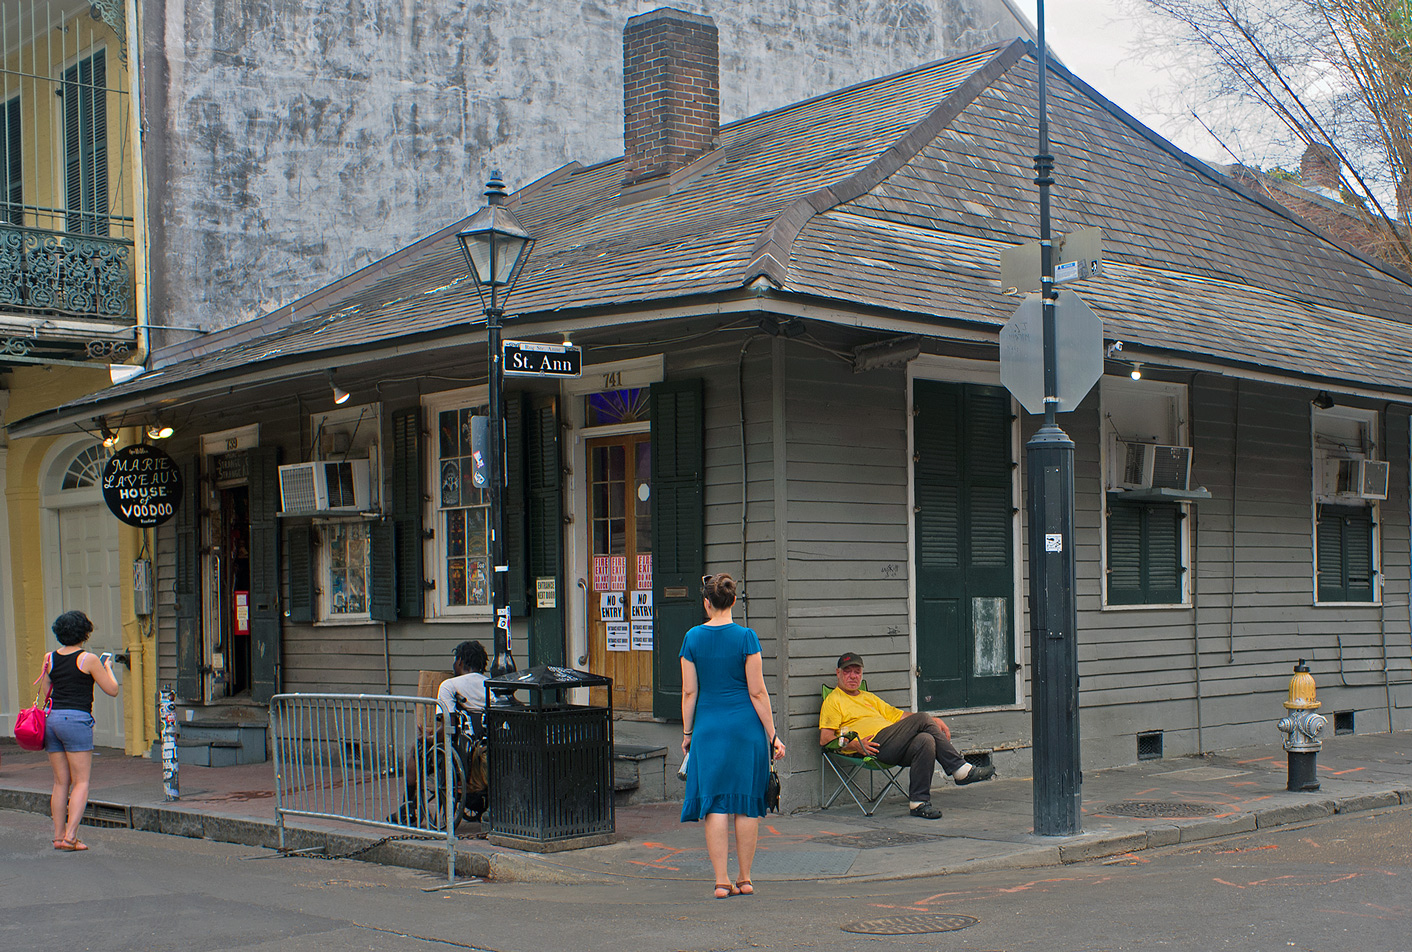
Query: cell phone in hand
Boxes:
[{"xmin": 99, "ymin": 652, "xmax": 114, "ymax": 666}]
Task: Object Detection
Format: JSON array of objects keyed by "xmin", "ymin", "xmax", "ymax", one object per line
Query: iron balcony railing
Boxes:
[{"xmin": 0, "ymin": 212, "xmax": 135, "ymax": 321}]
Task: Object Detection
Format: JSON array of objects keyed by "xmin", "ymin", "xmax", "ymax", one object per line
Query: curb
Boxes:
[{"xmin": 3, "ymin": 785, "xmax": 1410, "ymax": 885}]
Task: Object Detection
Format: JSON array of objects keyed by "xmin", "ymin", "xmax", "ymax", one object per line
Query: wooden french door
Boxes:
[{"xmin": 586, "ymin": 434, "xmax": 653, "ymax": 712}]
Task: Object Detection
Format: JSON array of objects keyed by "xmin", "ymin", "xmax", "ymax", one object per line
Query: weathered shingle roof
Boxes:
[{"xmin": 15, "ymin": 38, "xmax": 1412, "ymax": 434}]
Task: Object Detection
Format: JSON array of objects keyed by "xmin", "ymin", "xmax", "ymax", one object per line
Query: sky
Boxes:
[{"xmin": 1036, "ymin": 0, "xmax": 1224, "ymax": 164}]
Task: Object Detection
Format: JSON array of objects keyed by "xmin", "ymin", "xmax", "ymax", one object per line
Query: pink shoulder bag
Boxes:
[{"xmin": 14, "ymin": 653, "xmax": 52, "ymax": 752}]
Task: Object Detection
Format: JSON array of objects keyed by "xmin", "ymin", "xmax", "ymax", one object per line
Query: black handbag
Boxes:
[{"xmin": 765, "ymin": 737, "xmax": 781, "ymax": 813}]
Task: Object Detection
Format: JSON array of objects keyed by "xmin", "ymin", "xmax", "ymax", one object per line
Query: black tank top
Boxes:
[{"xmin": 48, "ymin": 651, "xmax": 95, "ymax": 713}]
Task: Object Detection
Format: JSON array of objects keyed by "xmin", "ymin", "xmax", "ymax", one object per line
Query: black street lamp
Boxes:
[{"xmin": 457, "ymin": 171, "xmax": 536, "ymax": 679}]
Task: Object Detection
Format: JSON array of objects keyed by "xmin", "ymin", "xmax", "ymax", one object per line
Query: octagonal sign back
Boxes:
[{"xmin": 999, "ymin": 290, "xmax": 1104, "ymax": 415}]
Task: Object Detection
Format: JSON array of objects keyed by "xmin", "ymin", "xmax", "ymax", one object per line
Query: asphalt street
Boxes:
[{"xmin": 2, "ymin": 803, "xmax": 1408, "ymax": 952}]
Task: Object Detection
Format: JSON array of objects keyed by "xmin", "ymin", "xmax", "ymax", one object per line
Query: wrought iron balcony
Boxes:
[{"xmin": 0, "ymin": 212, "xmax": 135, "ymax": 322}]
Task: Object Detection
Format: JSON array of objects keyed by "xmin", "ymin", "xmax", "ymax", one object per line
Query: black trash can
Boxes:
[{"xmin": 482, "ymin": 665, "xmax": 614, "ymax": 852}]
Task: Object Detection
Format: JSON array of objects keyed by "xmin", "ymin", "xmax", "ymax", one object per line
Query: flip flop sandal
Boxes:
[
  {"xmin": 57, "ymin": 838, "xmax": 88, "ymax": 851},
  {"xmin": 735, "ymin": 879, "xmax": 754, "ymax": 896},
  {"xmin": 713, "ymin": 883, "xmax": 739, "ymax": 899}
]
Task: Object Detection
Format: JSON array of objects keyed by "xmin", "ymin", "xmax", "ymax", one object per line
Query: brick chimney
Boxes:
[
  {"xmin": 622, "ymin": 8, "xmax": 719, "ymax": 187},
  {"xmin": 1300, "ymin": 143, "xmax": 1341, "ymax": 191}
]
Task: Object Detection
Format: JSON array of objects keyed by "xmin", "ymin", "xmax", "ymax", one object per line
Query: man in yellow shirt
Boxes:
[{"xmin": 819, "ymin": 651, "xmax": 993, "ymax": 819}]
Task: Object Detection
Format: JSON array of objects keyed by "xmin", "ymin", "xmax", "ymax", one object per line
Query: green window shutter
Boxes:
[
  {"xmin": 285, "ymin": 524, "xmax": 314, "ymax": 624},
  {"xmin": 2, "ymin": 97, "xmax": 20, "ymax": 224},
  {"xmin": 527, "ymin": 395, "xmax": 564, "ymax": 667},
  {"xmin": 1107, "ymin": 499, "xmax": 1183, "ymax": 605},
  {"xmin": 63, "ymin": 49, "xmax": 107, "ymax": 237},
  {"xmin": 1318, "ymin": 504, "xmax": 1375, "ymax": 602},
  {"xmin": 391, "ymin": 407, "xmax": 424, "ymax": 618},
  {"xmin": 247, "ymin": 448, "xmax": 282, "ymax": 703},
  {"xmin": 504, "ymin": 393, "xmax": 529, "ymax": 616},
  {"xmin": 174, "ymin": 457, "xmax": 202, "ymax": 700},
  {"xmin": 651, "ymin": 378, "xmax": 704, "ymax": 719},
  {"xmin": 369, "ymin": 521, "xmax": 397, "ymax": 622}
]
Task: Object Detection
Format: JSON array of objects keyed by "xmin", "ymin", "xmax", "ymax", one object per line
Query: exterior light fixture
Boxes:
[
  {"xmin": 329, "ymin": 372, "xmax": 350, "ymax": 405},
  {"xmin": 455, "ymin": 170, "xmax": 536, "ymax": 680},
  {"xmin": 147, "ymin": 424, "xmax": 174, "ymax": 440},
  {"xmin": 1129, "ymin": 362, "xmax": 1143, "ymax": 381},
  {"xmin": 1312, "ymin": 391, "xmax": 1335, "ymax": 410},
  {"xmin": 100, "ymin": 425, "xmax": 120, "ymax": 448}
]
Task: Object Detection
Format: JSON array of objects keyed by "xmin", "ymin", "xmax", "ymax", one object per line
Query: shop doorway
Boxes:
[
  {"xmin": 585, "ymin": 433, "xmax": 653, "ymax": 713},
  {"xmin": 202, "ymin": 458, "xmax": 252, "ymax": 699}
]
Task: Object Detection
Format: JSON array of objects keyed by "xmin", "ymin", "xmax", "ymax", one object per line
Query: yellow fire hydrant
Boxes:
[{"xmin": 1276, "ymin": 660, "xmax": 1325, "ymax": 792}]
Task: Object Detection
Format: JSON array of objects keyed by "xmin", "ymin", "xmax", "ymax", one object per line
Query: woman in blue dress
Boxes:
[{"xmin": 680, "ymin": 573, "xmax": 786, "ymax": 899}]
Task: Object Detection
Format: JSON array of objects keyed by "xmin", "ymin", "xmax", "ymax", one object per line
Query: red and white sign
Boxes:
[
  {"xmin": 609, "ymin": 556, "xmax": 627, "ymax": 591},
  {"xmin": 593, "ymin": 556, "xmax": 611, "ymax": 591},
  {"xmin": 636, "ymin": 554, "xmax": 652, "ymax": 589},
  {"xmin": 233, "ymin": 591, "xmax": 250, "ymax": 636}
]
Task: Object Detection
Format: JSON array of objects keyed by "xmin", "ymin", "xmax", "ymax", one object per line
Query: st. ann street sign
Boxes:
[{"xmin": 503, "ymin": 339, "xmax": 582, "ymax": 377}]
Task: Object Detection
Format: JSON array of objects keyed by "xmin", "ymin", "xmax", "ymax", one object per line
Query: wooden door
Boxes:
[
  {"xmin": 57, "ymin": 505, "xmax": 124, "ymax": 749},
  {"xmin": 586, "ymin": 434, "xmax": 653, "ymax": 712}
]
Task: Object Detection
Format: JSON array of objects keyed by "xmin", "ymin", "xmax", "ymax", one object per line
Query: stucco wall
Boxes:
[{"xmin": 143, "ymin": 0, "xmax": 1032, "ymax": 341}]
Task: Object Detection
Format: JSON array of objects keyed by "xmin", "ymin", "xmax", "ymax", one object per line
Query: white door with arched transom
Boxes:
[{"xmin": 42, "ymin": 441, "xmax": 125, "ymax": 751}]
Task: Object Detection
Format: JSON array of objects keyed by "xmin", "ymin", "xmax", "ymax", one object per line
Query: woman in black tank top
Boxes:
[{"xmin": 36, "ymin": 610, "xmax": 119, "ymax": 852}]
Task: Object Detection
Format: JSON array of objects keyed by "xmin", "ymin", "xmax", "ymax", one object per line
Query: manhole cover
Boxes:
[
  {"xmin": 822, "ymin": 830, "xmax": 938, "ymax": 850},
  {"xmin": 842, "ymin": 914, "xmax": 978, "ymax": 935},
  {"xmin": 1101, "ymin": 800, "xmax": 1221, "ymax": 818}
]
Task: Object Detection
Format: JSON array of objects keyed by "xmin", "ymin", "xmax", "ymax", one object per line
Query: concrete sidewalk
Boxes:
[{"xmin": 2, "ymin": 732, "xmax": 1408, "ymax": 884}]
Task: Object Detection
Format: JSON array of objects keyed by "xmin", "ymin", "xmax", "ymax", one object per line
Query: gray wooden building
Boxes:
[{"xmin": 14, "ymin": 20, "xmax": 1412, "ymax": 797}]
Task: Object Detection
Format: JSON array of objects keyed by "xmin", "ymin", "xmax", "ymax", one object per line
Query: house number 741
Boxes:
[{"xmin": 602, "ymin": 371, "xmax": 623, "ymax": 389}]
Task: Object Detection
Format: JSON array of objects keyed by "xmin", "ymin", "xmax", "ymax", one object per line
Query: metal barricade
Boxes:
[{"xmin": 269, "ymin": 693, "xmax": 457, "ymax": 883}]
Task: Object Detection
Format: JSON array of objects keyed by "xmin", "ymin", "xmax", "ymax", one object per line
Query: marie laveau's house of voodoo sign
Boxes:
[{"xmin": 101, "ymin": 444, "xmax": 184, "ymax": 528}]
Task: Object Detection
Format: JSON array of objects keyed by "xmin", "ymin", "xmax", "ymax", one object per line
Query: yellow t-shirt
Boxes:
[{"xmin": 819, "ymin": 688, "xmax": 905, "ymax": 740}]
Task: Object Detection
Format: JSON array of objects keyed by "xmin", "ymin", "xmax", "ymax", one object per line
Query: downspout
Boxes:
[
  {"xmin": 770, "ymin": 337, "xmax": 791, "ymax": 752},
  {"xmin": 1190, "ymin": 376, "xmax": 1203, "ymax": 754},
  {"xmin": 1227, "ymin": 379, "xmax": 1240, "ymax": 663},
  {"xmin": 738, "ymin": 333, "xmax": 766, "ymax": 626},
  {"xmin": 125, "ymin": 0, "xmax": 151, "ymax": 366}
]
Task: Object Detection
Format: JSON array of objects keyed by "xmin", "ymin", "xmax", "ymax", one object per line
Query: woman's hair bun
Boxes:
[{"xmin": 714, "ymin": 574, "xmax": 736, "ymax": 599}]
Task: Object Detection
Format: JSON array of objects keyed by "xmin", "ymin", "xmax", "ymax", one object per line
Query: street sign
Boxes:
[
  {"xmin": 503, "ymin": 339, "xmax": 582, "ymax": 377},
  {"xmin": 999, "ymin": 290, "xmax": 1104, "ymax": 415},
  {"xmin": 999, "ymin": 226, "xmax": 1103, "ymax": 293}
]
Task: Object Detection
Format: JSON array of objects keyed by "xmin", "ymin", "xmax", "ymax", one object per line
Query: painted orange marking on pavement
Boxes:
[
  {"xmin": 1320, "ymin": 766, "xmax": 1366, "ymax": 775},
  {"xmin": 1301, "ymin": 838, "xmax": 1321, "ymax": 848},
  {"xmin": 1135, "ymin": 788, "xmax": 1159, "ymax": 796},
  {"xmin": 628, "ymin": 860, "xmax": 681, "ymax": 870},
  {"xmin": 1213, "ymin": 878, "xmax": 1245, "ymax": 889},
  {"xmin": 1214, "ymin": 845, "xmax": 1277, "ymax": 855},
  {"xmin": 1231, "ymin": 781, "xmax": 1258, "ymax": 786}
]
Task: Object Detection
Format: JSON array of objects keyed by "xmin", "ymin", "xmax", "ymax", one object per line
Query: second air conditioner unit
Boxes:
[
  {"xmin": 278, "ymin": 459, "xmax": 373, "ymax": 513},
  {"xmin": 1117, "ymin": 442, "xmax": 1193, "ymax": 491},
  {"xmin": 1327, "ymin": 458, "xmax": 1389, "ymax": 500}
]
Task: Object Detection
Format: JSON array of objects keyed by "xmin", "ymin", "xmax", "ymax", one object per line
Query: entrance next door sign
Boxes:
[{"xmin": 503, "ymin": 339, "xmax": 582, "ymax": 377}]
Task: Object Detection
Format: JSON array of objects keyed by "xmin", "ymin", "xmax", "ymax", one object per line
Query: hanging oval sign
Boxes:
[{"xmin": 101, "ymin": 444, "xmax": 183, "ymax": 527}]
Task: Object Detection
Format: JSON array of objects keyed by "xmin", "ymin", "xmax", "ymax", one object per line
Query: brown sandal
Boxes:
[
  {"xmin": 713, "ymin": 883, "xmax": 739, "ymax": 899},
  {"xmin": 57, "ymin": 837, "xmax": 88, "ymax": 852},
  {"xmin": 735, "ymin": 879, "xmax": 754, "ymax": 896}
]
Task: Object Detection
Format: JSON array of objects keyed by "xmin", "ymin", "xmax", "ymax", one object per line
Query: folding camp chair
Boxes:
[{"xmin": 819, "ymin": 683, "xmax": 907, "ymax": 816}]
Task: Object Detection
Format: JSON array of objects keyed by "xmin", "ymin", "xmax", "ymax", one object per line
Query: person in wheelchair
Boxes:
[
  {"xmin": 397, "ymin": 641, "xmax": 489, "ymax": 826},
  {"xmin": 819, "ymin": 651, "xmax": 993, "ymax": 820}
]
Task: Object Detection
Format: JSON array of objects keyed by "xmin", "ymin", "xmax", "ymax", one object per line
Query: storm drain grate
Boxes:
[
  {"xmin": 1101, "ymin": 800, "xmax": 1220, "ymax": 819},
  {"xmin": 81, "ymin": 801, "xmax": 133, "ymax": 828},
  {"xmin": 842, "ymin": 914, "xmax": 978, "ymax": 935},
  {"xmin": 822, "ymin": 830, "xmax": 939, "ymax": 850}
]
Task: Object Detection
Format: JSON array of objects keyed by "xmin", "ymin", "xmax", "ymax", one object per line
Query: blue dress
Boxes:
[{"xmin": 679, "ymin": 622, "xmax": 770, "ymax": 822}]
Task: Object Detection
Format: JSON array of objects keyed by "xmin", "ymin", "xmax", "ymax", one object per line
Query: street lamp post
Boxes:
[{"xmin": 456, "ymin": 171, "xmax": 536, "ymax": 679}]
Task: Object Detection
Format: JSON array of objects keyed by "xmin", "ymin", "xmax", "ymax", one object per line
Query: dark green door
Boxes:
[{"xmin": 913, "ymin": 381, "xmax": 1015, "ymax": 708}]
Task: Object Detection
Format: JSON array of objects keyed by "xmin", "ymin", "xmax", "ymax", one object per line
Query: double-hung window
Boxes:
[
  {"xmin": 424, "ymin": 388, "xmax": 492, "ymax": 616},
  {"xmin": 1102, "ymin": 377, "xmax": 1194, "ymax": 607},
  {"xmin": 1312, "ymin": 406, "xmax": 1382, "ymax": 604},
  {"xmin": 306, "ymin": 402, "xmax": 381, "ymax": 623}
]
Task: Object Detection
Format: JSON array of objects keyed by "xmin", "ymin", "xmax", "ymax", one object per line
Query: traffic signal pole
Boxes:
[{"xmin": 1028, "ymin": 0, "xmax": 1082, "ymax": 835}]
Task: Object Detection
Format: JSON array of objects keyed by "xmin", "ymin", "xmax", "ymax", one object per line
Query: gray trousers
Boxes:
[{"xmin": 873, "ymin": 712, "xmax": 966, "ymax": 803}]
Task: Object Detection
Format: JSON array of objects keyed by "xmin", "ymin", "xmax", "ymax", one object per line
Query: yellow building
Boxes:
[{"xmin": 1, "ymin": 1, "xmax": 152, "ymax": 755}]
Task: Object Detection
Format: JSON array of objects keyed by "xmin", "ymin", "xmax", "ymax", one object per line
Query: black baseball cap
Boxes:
[{"xmin": 837, "ymin": 651, "xmax": 864, "ymax": 670}]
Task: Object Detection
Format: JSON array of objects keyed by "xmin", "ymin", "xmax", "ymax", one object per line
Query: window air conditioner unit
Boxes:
[
  {"xmin": 278, "ymin": 459, "xmax": 372, "ymax": 513},
  {"xmin": 1327, "ymin": 458, "xmax": 1389, "ymax": 500},
  {"xmin": 1117, "ymin": 442, "xmax": 1192, "ymax": 491}
]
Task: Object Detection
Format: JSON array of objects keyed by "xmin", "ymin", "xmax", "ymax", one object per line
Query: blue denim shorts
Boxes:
[{"xmin": 43, "ymin": 709, "xmax": 95, "ymax": 753}]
